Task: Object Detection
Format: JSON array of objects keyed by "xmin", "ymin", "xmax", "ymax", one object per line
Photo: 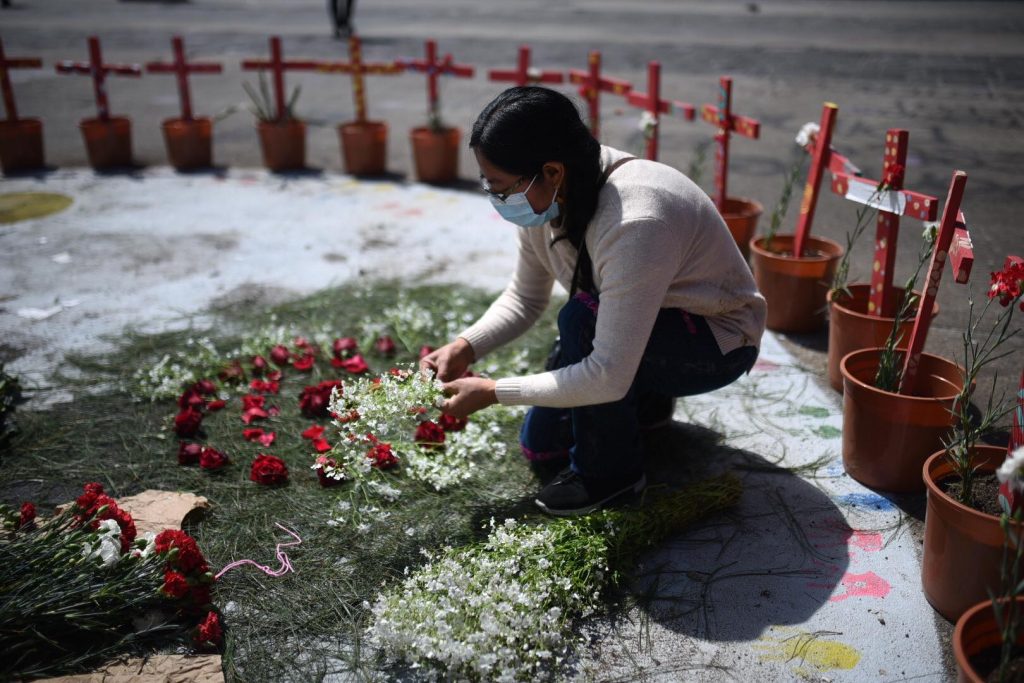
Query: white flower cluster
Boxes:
[
  {"xmin": 81, "ymin": 519, "xmax": 124, "ymax": 568},
  {"xmin": 331, "ymin": 368, "xmax": 444, "ymax": 441},
  {"xmin": 131, "ymin": 336, "xmax": 220, "ymax": 400},
  {"xmin": 638, "ymin": 110, "xmax": 658, "ymax": 136},
  {"xmin": 380, "ymin": 293, "xmax": 478, "ymax": 350},
  {"xmin": 997, "ymin": 446, "xmax": 1024, "ymax": 493},
  {"xmin": 367, "ymin": 517, "xmax": 609, "ymax": 681}
]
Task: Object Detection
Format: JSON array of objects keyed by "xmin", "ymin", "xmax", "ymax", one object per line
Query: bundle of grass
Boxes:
[{"xmin": 367, "ymin": 473, "xmax": 742, "ymax": 681}]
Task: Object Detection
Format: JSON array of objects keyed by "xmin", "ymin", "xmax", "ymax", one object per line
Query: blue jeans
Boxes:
[{"xmin": 519, "ymin": 292, "xmax": 758, "ymax": 482}]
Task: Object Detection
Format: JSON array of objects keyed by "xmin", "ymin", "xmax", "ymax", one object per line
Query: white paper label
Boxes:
[{"xmin": 844, "ymin": 180, "xmax": 906, "ymax": 215}]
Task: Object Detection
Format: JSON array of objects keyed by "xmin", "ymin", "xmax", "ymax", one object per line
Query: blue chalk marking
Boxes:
[{"xmin": 837, "ymin": 492, "xmax": 896, "ymax": 512}]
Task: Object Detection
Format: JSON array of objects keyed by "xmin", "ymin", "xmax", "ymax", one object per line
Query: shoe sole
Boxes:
[{"xmin": 534, "ymin": 474, "xmax": 647, "ymax": 517}]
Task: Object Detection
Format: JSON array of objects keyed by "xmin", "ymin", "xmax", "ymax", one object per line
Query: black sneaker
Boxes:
[
  {"xmin": 638, "ymin": 393, "xmax": 676, "ymax": 431},
  {"xmin": 535, "ymin": 467, "xmax": 646, "ymax": 517}
]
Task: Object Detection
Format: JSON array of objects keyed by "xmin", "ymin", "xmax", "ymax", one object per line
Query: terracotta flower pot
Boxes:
[
  {"xmin": 257, "ymin": 119, "xmax": 305, "ymax": 172},
  {"xmin": 719, "ymin": 197, "xmax": 763, "ymax": 261},
  {"xmin": 826, "ymin": 284, "xmax": 940, "ymax": 393},
  {"xmin": 840, "ymin": 347, "xmax": 964, "ymax": 492},
  {"xmin": 0, "ymin": 118, "xmax": 45, "ymax": 173},
  {"xmin": 923, "ymin": 446, "xmax": 1013, "ymax": 622},
  {"xmin": 80, "ymin": 116, "xmax": 133, "ymax": 170},
  {"xmin": 410, "ymin": 126, "xmax": 460, "ymax": 184},
  {"xmin": 953, "ymin": 597, "xmax": 1024, "ymax": 682},
  {"xmin": 339, "ymin": 120, "xmax": 387, "ymax": 176},
  {"xmin": 749, "ymin": 233, "xmax": 844, "ymax": 333},
  {"xmin": 161, "ymin": 117, "xmax": 213, "ymax": 171}
]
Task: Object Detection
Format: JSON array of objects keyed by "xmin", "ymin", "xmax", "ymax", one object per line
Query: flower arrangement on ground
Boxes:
[
  {"xmin": 0, "ymin": 483, "xmax": 220, "ymax": 680},
  {"xmin": 367, "ymin": 474, "xmax": 741, "ymax": 681}
]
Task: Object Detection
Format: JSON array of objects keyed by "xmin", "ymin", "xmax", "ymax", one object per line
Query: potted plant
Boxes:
[
  {"xmin": 953, "ymin": 455, "xmax": 1024, "ymax": 680},
  {"xmin": 921, "ymin": 257, "xmax": 1024, "ymax": 621},
  {"xmin": 244, "ymin": 73, "xmax": 305, "ymax": 173},
  {"xmin": 404, "ymin": 40, "xmax": 474, "ymax": 185},
  {"xmin": 0, "ymin": 117, "xmax": 44, "ymax": 174},
  {"xmin": 749, "ymin": 113, "xmax": 843, "ymax": 333},
  {"xmin": 337, "ymin": 36, "xmax": 402, "ymax": 177}
]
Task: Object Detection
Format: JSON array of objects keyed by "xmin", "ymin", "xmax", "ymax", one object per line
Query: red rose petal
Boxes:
[
  {"xmin": 241, "ymin": 407, "xmax": 269, "ymax": 424},
  {"xmin": 332, "ymin": 354, "xmax": 369, "ymax": 374},
  {"xmin": 293, "ymin": 354, "xmax": 316, "ymax": 372},
  {"xmin": 301, "ymin": 424, "xmax": 325, "ymax": 440},
  {"xmin": 268, "ymin": 405, "xmax": 281, "ymax": 417},
  {"xmin": 258, "ymin": 431, "xmax": 277, "ymax": 447},
  {"xmin": 312, "ymin": 437, "xmax": 332, "ymax": 453},
  {"xmin": 206, "ymin": 399, "xmax": 226, "ymax": 412}
]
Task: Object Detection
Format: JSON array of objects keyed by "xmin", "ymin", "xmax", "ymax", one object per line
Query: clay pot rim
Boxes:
[
  {"xmin": 828, "ymin": 284, "xmax": 940, "ymax": 324},
  {"xmin": 340, "ymin": 119, "xmax": 387, "ymax": 130},
  {"xmin": 750, "ymin": 233, "xmax": 844, "ymax": 264},
  {"xmin": 257, "ymin": 118, "xmax": 305, "ymax": 130},
  {"xmin": 719, "ymin": 196, "xmax": 763, "ymax": 219},
  {"xmin": 410, "ymin": 125, "xmax": 459, "ymax": 137},
  {"xmin": 0, "ymin": 118, "xmax": 43, "ymax": 128},
  {"xmin": 839, "ymin": 346, "xmax": 963, "ymax": 401},
  {"xmin": 953, "ymin": 596, "xmax": 1024, "ymax": 682},
  {"xmin": 80, "ymin": 116, "xmax": 131, "ymax": 128},
  {"xmin": 923, "ymin": 446, "xmax": 1011, "ymax": 526},
  {"xmin": 162, "ymin": 116, "xmax": 212, "ymax": 128}
]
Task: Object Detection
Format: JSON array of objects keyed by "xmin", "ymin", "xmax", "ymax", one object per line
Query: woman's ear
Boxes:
[{"xmin": 542, "ymin": 161, "xmax": 566, "ymax": 187}]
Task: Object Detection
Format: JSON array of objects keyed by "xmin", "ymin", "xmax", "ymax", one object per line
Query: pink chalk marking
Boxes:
[
  {"xmin": 752, "ymin": 358, "xmax": 780, "ymax": 373},
  {"xmin": 215, "ymin": 523, "xmax": 301, "ymax": 579},
  {"xmin": 828, "ymin": 571, "xmax": 891, "ymax": 602}
]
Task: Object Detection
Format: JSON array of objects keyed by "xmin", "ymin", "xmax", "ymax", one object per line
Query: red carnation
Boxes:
[
  {"xmin": 217, "ymin": 360, "xmax": 246, "ymax": 383},
  {"xmin": 299, "ymin": 380, "xmax": 343, "ymax": 418},
  {"xmin": 270, "ymin": 345, "xmax": 291, "ymax": 366},
  {"xmin": 332, "ymin": 336, "xmax": 357, "ymax": 357},
  {"xmin": 155, "ymin": 529, "xmax": 209, "ymax": 574},
  {"xmin": 374, "ymin": 335, "xmax": 397, "ymax": 357},
  {"xmin": 242, "ymin": 407, "xmax": 269, "ymax": 425},
  {"xmin": 178, "ymin": 387, "xmax": 206, "ymax": 410},
  {"xmin": 312, "ymin": 438, "xmax": 332, "ymax": 453},
  {"xmin": 438, "ymin": 413, "xmax": 468, "ymax": 432},
  {"xmin": 366, "ymin": 439, "xmax": 398, "ymax": 469},
  {"xmin": 207, "ymin": 399, "xmax": 226, "ymax": 412},
  {"xmin": 195, "ymin": 379, "xmax": 217, "ymax": 395},
  {"xmin": 162, "ymin": 569, "xmax": 190, "ymax": 599},
  {"xmin": 249, "ymin": 379, "xmax": 280, "ymax": 394},
  {"xmin": 267, "ymin": 370, "xmax": 282, "ymax": 382},
  {"xmin": 989, "ymin": 260, "xmax": 1024, "ymax": 307},
  {"xmin": 75, "ymin": 482, "xmax": 105, "ymax": 512},
  {"xmin": 294, "ymin": 336, "xmax": 312, "ymax": 350},
  {"xmin": 178, "ymin": 442, "xmax": 203, "ymax": 465},
  {"xmin": 251, "ymin": 355, "xmax": 268, "ymax": 375},
  {"xmin": 174, "ymin": 408, "xmax": 204, "ymax": 437},
  {"xmin": 292, "ymin": 354, "xmax": 316, "ymax": 372},
  {"xmin": 199, "ymin": 446, "xmax": 229, "ymax": 471},
  {"xmin": 194, "ymin": 611, "xmax": 222, "ymax": 647},
  {"xmin": 250, "ymin": 454, "xmax": 289, "ymax": 485},
  {"xmin": 415, "ymin": 420, "xmax": 446, "ymax": 447},
  {"xmin": 18, "ymin": 502, "xmax": 35, "ymax": 529},
  {"xmin": 242, "ymin": 394, "xmax": 265, "ymax": 410},
  {"xmin": 331, "ymin": 354, "xmax": 369, "ymax": 374},
  {"xmin": 418, "ymin": 345, "xmax": 435, "ymax": 359}
]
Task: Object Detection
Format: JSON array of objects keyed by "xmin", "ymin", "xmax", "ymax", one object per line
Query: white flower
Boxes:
[
  {"xmin": 638, "ymin": 111, "xmax": 657, "ymax": 134},
  {"xmin": 795, "ymin": 121, "xmax": 819, "ymax": 148},
  {"xmin": 130, "ymin": 531, "xmax": 157, "ymax": 559},
  {"xmin": 997, "ymin": 446, "xmax": 1024, "ymax": 492},
  {"xmin": 922, "ymin": 222, "xmax": 939, "ymax": 245},
  {"xmin": 82, "ymin": 519, "xmax": 123, "ymax": 568}
]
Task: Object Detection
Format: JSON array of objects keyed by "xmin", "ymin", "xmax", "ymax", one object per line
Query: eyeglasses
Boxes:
[{"xmin": 479, "ymin": 175, "xmax": 533, "ymax": 203}]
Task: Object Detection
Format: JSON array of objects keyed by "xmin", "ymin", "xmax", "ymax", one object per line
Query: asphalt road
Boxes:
[{"xmin": 3, "ymin": 0, "xmax": 1022, "ymax": 414}]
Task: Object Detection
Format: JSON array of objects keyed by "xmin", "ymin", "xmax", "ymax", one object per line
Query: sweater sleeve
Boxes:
[
  {"xmin": 458, "ymin": 230, "xmax": 555, "ymax": 359},
  {"xmin": 494, "ymin": 216, "xmax": 678, "ymax": 408}
]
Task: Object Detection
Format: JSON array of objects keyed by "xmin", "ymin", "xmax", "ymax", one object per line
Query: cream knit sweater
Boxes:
[{"xmin": 459, "ymin": 145, "xmax": 767, "ymax": 408}]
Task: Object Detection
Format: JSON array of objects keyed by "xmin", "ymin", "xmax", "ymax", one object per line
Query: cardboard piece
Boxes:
[
  {"xmin": 38, "ymin": 654, "xmax": 223, "ymax": 683},
  {"xmin": 116, "ymin": 490, "xmax": 209, "ymax": 535}
]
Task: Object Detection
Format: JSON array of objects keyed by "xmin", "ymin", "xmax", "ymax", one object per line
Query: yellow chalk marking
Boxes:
[
  {"xmin": 757, "ymin": 628, "xmax": 861, "ymax": 673},
  {"xmin": 867, "ymin": 301, "xmax": 876, "ymax": 313},
  {"xmin": 873, "ymin": 260, "xmax": 881, "ymax": 272},
  {"xmin": 0, "ymin": 192, "xmax": 73, "ymax": 223}
]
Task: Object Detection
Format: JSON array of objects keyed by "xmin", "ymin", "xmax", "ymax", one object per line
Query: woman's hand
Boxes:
[
  {"xmin": 420, "ymin": 338, "xmax": 475, "ymax": 382},
  {"xmin": 441, "ymin": 377, "xmax": 497, "ymax": 418}
]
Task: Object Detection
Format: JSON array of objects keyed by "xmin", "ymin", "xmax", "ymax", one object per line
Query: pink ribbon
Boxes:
[{"xmin": 215, "ymin": 523, "xmax": 301, "ymax": 580}]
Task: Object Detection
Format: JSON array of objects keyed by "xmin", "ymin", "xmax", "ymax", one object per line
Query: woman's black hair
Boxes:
[{"xmin": 470, "ymin": 86, "xmax": 602, "ymax": 294}]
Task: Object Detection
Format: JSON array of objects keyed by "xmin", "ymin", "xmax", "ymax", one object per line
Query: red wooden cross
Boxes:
[
  {"xmin": 241, "ymin": 37, "xmax": 325, "ymax": 122},
  {"xmin": 567, "ymin": 50, "xmax": 632, "ymax": 139},
  {"xmin": 55, "ymin": 36, "xmax": 141, "ymax": 121},
  {"xmin": 0, "ymin": 37, "xmax": 42, "ymax": 122},
  {"xmin": 699, "ymin": 76, "xmax": 760, "ymax": 212},
  {"xmin": 830, "ymin": 129, "xmax": 939, "ymax": 317},
  {"xmin": 898, "ymin": 170, "xmax": 973, "ymax": 395},
  {"xmin": 625, "ymin": 61, "xmax": 694, "ymax": 162},
  {"xmin": 488, "ymin": 45, "xmax": 564, "ymax": 87},
  {"xmin": 314, "ymin": 36, "xmax": 402, "ymax": 122},
  {"xmin": 401, "ymin": 40, "xmax": 474, "ymax": 124},
  {"xmin": 792, "ymin": 103, "xmax": 838, "ymax": 257},
  {"xmin": 145, "ymin": 37, "xmax": 222, "ymax": 121}
]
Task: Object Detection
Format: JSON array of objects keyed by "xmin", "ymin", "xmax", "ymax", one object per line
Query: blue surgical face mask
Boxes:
[{"xmin": 488, "ymin": 175, "xmax": 561, "ymax": 228}]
